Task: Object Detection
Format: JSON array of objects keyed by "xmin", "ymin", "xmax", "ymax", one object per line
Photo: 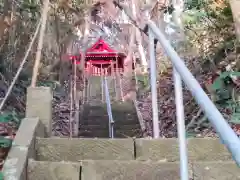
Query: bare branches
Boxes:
[
  {"xmin": 0, "ymin": 21, "xmax": 41, "ymax": 111},
  {"xmin": 31, "ymin": 0, "xmax": 50, "ymax": 87}
]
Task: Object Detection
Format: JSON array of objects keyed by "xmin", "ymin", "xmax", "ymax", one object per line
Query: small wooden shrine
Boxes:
[{"xmin": 69, "ymin": 37, "xmax": 127, "ymax": 76}]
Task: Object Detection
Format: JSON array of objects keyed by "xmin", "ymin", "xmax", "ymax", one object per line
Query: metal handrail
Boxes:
[
  {"xmin": 102, "ymin": 76, "xmax": 115, "ymax": 138},
  {"xmin": 147, "ymin": 20, "xmax": 240, "ymax": 168}
]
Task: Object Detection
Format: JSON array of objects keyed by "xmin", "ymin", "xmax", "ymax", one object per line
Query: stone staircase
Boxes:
[
  {"xmin": 4, "ymin": 117, "xmax": 240, "ymax": 180},
  {"xmin": 86, "ymin": 76, "xmax": 118, "ymax": 102},
  {"xmin": 3, "ymin": 117, "xmax": 240, "ymax": 180},
  {"xmin": 29, "ymin": 137, "xmax": 240, "ymax": 180},
  {"xmin": 3, "ymin": 88, "xmax": 240, "ymax": 180},
  {"xmin": 79, "ymin": 101, "xmax": 142, "ymax": 138}
]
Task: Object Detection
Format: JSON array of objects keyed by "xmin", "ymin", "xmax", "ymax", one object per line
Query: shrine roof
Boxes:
[{"xmin": 67, "ymin": 23, "xmax": 128, "ymax": 56}]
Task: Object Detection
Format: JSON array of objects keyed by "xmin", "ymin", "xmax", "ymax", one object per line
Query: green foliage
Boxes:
[
  {"xmin": 37, "ymin": 80, "xmax": 60, "ymax": 90},
  {"xmin": 186, "ymin": 131, "xmax": 197, "ymax": 138},
  {"xmin": 211, "ymin": 72, "xmax": 240, "ymax": 91},
  {"xmin": 211, "ymin": 72, "xmax": 240, "ymax": 124},
  {"xmin": 136, "ymin": 74, "xmax": 149, "ymax": 89},
  {"xmin": 185, "ymin": 0, "xmax": 206, "ymax": 10},
  {"xmin": 0, "ymin": 137, "xmax": 12, "ymax": 148},
  {"xmin": 19, "ymin": 0, "xmax": 41, "ymax": 20},
  {"xmin": 0, "ymin": 172, "xmax": 3, "ymax": 180},
  {"xmin": 0, "ymin": 111, "xmax": 21, "ymax": 125}
]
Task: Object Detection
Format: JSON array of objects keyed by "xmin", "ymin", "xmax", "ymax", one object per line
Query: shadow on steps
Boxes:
[{"xmin": 79, "ymin": 101, "xmax": 143, "ymax": 138}]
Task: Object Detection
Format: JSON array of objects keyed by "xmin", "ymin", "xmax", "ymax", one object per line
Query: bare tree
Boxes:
[{"xmin": 229, "ymin": 0, "xmax": 240, "ymax": 41}]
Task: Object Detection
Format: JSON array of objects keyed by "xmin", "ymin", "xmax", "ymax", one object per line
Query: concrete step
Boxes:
[
  {"xmin": 79, "ymin": 128, "xmax": 142, "ymax": 138},
  {"xmin": 80, "ymin": 118, "xmax": 140, "ymax": 125},
  {"xmin": 27, "ymin": 160, "xmax": 240, "ymax": 180},
  {"xmin": 35, "ymin": 138, "xmax": 232, "ymax": 162},
  {"xmin": 35, "ymin": 137, "xmax": 135, "ymax": 161},
  {"xmin": 80, "ymin": 124, "xmax": 141, "ymax": 131},
  {"xmin": 82, "ymin": 102, "xmax": 136, "ymax": 113},
  {"xmin": 80, "ymin": 101, "xmax": 141, "ymax": 138}
]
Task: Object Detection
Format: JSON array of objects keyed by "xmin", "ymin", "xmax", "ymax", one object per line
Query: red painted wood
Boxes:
[
  {"xmin": 86, "ymin": 38, "xmax": 116, "ymax": 53},
  {"xmin": 66, "ymin": 37, "xmax": 129, "ymax": 76}
]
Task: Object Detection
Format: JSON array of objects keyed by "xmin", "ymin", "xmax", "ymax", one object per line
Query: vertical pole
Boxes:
[
  {"xmin": 148, "ymin": 28, "xmax": 160, "ymax": 138},
  {"xmin": 69, "ymin": 75, "xmax": 73, "ymax": 138},
  {"xmin": 74, "ymin": 60, "xmax": 79, "ymax": 137},
  {"xmin": 171, "ymin": 1, "xmax": 188, "ymax": 179},
  {"xmin": 116, "ymin": 56, "xmax": 120, "ymax": 100},
  {"xmin": 133, "ymin": 56, "xmax": 138, "ymax": 90},
  {"xmin": 104, "ymin": 76, "xmax": 114, "ymax": 138},
  {"xmin": 173, "ymin": 68, "xmax": 188, "ymax": 180},
  {"xmin": 83, "ymin": 59, "xmax": 86, "ymax": 105},
  {"xmin": 101, "ymin": 64, "xmax": 104, "ymax": 102}
]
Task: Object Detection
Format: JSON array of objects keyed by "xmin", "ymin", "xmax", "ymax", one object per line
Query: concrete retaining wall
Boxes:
[
  {"xmin": 26, "ymin": 87, "xmax": 52, "ymax": 136},
  {"xmin": 2, "ymin": 118, "xmax": 45, "ymax": 180}
]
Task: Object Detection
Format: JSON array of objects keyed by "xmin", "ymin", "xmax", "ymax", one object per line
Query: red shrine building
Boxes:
[{"xmin": 69, "ymin": 37, "xmax": 127, "ymax": 76}]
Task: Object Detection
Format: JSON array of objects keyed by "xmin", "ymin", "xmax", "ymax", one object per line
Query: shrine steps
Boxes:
[
  {"xmin": 79, "ymin": 101, "xmax": 142, "ymax": 138},
  {"xmin": 30, "ymin": 137, "xmax": 240, "ymax": 179},
  {"xmin": 3, "ymin": 117, "xmax": 240, "ymax": 180},
  {"xmin": 3, "ymin": 87, "xmax": 240, "ymax": 179}
]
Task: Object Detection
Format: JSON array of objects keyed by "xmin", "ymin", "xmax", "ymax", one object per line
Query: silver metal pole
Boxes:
[
  {"xmin": 104, "ymin": 76, "xmax": 114, "ymax": 138},
  {"xmin": 171, "ymin": 1, "xmax": 189, "ymax": 179},
  {"xmin": 148, "ymin": 28, "xmax": 160, "ymax": 138},
  {"xmin": 101, "ymin": 64, "xmax": 104, "ymax": 102},
  {"xmin": 173, "ymin": 68, "xmax": 188, "ymax": 180},
  {"xmin": 148, "ymin": 20, "xmax": 240, "ymax": 165}
]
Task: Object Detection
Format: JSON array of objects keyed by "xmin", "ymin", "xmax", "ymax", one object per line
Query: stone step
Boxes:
[
  {"xmin": 80, "ymin": 124, "xmax": 141, "ymax": 131},
  {"xmin": 79, "ymin": 130, "xmax": 142, "ymax": 138},
  {"xmin": 35, "ymin": 137, "xmax": 134, "ymax": 161},
  {"xmin": 83, "ymin": 102, "xmax": 135, "ymax": 112},
  {"xmin": 79, "ymin": 119, "xmax": 141, "ymax": 129},
  {"xmin": 79, "ymin": 128, "xmax": 142, "ymax": 138},
  {"xmin": 79, "ymin": 130, "xmax": 110, "ymax": 138},
  {"xmin": 27, "ymin": 160, "xmax": 240, "ymax": 180},
  {"xmin": 35, "ymin": 138, "xmax": 231, "ymax": 162}
]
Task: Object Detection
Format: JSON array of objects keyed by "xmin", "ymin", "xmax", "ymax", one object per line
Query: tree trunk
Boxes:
[{"xmin": 230, "ymin": 0, "xmax": 240, "ymax": 41}]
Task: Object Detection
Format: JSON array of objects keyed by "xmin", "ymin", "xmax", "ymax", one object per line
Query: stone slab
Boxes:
[
  {"xmin": 36, "ymin": 137, "xmax": 134, "ymax": 161},
  {"xmin": 81, "ymin": 160, "xmax": 183, "ymax": 180},
  {"xmin": 135, "ymin": 138, "xmax": 180, "ymax": 162},
  {"xmin": 135, "ymin": 138, "xmax": 231, "ymax": 161},
  {"xmin": 193, "ymin": 161, "xmax": 240, "ymax": 180},
  {"xmin": 27, "ymin": 160, "xmax": 80, "ymax": 180},
  {"xmin": 188, "ymin": 138, "xmax": 231, "ymax": 161},
  {"xmin": 81, "ymin": 160, "xmax": 240, "ymax": 180},
  {"xmin": 2, "ymin": 146, "xmax": 28, "ymax": 180},
  {"xmin": 13, "ymin": 117, "xmax": 45, "ymax": 158},
  {"xmin": 26, "ymin": 87, "xmax": 52, "ymax": 136}
]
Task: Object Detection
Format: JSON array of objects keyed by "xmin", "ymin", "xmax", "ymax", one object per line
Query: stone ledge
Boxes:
[
  {"xmin": 82, "ymin": 160, "xmax": 240, "ymax": 180},
  {"xmin": 81, "ymin": 160, "xmax": 182, "ymax": 180},
  {"xmin": 27, "ymin": 160, "xmax": 80, "ymax": 180},
  {"xmin": 36, "ymin": 137, "xmax": 135, "ymax": 161},
  {"xmin": 2, "ymin": 146, "xmax": 28, "ymax": 180},
  {"xmin": 2, "ymin": 117, "xmax": 45, "ymax": 180},
  {"xmin": 35, "ymin": 138, "xmax": 234, "ymax": 162},
  {"xmin": 135, "ymin": 138, "xmax": 231, "ymax": 161},
  {"xmin": 192, "ymin": 161, "xmax": 240, "ymax": 180},
  {"xmin": 26, "ymin": 160, "xmax": 240, "ymax": 180},
  {"xmin": 12, "ymin": 117, "xmax": 45, "ymax": 158}
]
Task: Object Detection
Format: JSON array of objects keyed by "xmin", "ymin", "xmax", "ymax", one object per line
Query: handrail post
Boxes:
[
  {"xmin": 104, "ymin": 76, "xmax": 114, "ymax": 138},
  {"xmin": 101, "ymin": 64, "xmax": 104, "ymax": 102},
  {"xmin": 171, "ymin": 1, "xmax": 189, "ymax": 178},
  {"xmin": 173, "ymin": 69, "xmax": 188, "ymax": 180},
  {"xmin": 148, "ymin": 28, "xmax": 160, "ymax": 138}
]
